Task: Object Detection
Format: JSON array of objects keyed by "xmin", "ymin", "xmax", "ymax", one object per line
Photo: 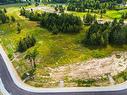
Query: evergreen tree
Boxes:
[
  {"xmin": 11, "ymin": 16, "xmax": 16, "ymax": 22},
  {"xmin": 3, "ymin": 8, "xmax": 7, "ymax": 13},
  {"xmin": 17, "ymin": 23, "xmax": 21, "ymax": 34},
  {"xmin": 109, "ymin": 23, "xmax": 126, "ymax": 45},
  {"xmin": 84, "ymin": 18, "xmax": 127, "ymax": 47},
  {"xmin": 17, "ymin": 35, "xmax": 36, "ymax": 52},
  {"xmin": 85, "ymin": 22, "xmax": 109, "ymax": 47}
]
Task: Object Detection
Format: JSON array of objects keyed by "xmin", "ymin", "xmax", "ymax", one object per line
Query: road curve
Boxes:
[{"xmin": 0, "ymin": 46, "xmax": 127, "ymax": 95}]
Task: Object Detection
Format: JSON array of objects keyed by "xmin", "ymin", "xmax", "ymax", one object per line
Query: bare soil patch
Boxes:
[{"xmin": 48, "ymin": 52, "xmax": 127, "ymax": 82}]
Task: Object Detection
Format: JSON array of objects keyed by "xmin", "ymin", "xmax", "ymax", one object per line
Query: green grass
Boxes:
[
  {"xmin": 113, "ymin": 69, "xmax": 127, "ymax": 84},
  {"xmin": 67, "ymin": 8, "xmax": 127, "ymax": 20},
  {"xmin": 104, "ymin": 10, "xmax": 127, "ymax": 19},
  {"xmin": 67, "ymin": 11, "xmax": 107, "ymax": 19},
  {"xmin": 1, "ymin": 4, "xmax": 127, "ymax": 87}
]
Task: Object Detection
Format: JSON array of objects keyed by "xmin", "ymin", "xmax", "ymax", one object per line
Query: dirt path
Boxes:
[{"xmin": 26, "ymin": 6, "xmax": 57, "ymax": 13}]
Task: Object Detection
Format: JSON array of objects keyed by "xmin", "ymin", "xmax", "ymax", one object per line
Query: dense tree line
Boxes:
[
  {"xmin": 20, "ymin": 8, "xmax": 82, "ymax": 34},
  {"xmin": 40, "ymin": 13, "xmax": 82, "ymax": 34},
  {"xmin": 84, "ymin": 18, "xmax": 127, "ymax": 47},
  {"xmin": 0, "ymin": 0, "xmax": 23, "ymax": 4},
  {"xmin": 0, "ymin": 0, "xmax": 68, "ymax": 4},
  {"xmin": 52, "ymin": 0, "xmax": 68, "ymax": 3},
  {"xmin": 17, "ymin": 35, "xmax": 36, "ymax": 52},
  {"xmin": 100, "ymin": 0, "xmax": 126, "ymax": 4},
  {"xmin": 67, "ymin": 0, "xmax": 126, "ymax": 12}
]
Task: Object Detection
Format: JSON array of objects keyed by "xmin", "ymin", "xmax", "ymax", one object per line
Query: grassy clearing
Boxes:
[
  {"xmin": 104, "ymin": 9, "xmax": 127, "ymax": 19},
  {"xmin": 67, "ymin": 11, "xmax": 108, "ymax": 19},
  {"xmin": 67, "ymin": 9, "xmax": 127, "ymax": 20},
  {"xmin": 1, "ymin": 4, "xmax": 127, "ymax": 87}
]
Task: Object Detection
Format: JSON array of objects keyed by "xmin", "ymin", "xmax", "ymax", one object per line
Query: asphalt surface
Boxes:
[{"xmin": 0, "ymin": 55, "xmax": 127, "ymax": 95}]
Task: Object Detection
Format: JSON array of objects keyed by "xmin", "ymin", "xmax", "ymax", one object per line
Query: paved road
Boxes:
[{"xmin": 0, "ymin": 55, "xmax": 127, "ymax": 95}]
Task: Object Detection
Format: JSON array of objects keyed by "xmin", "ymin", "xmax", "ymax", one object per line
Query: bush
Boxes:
[{"xmin": 74, "ymin": 79, "xmax": 96, "ymax": 87}]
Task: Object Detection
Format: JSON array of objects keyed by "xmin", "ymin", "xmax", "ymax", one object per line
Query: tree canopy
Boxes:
[
  {"xmin": 17, "ymin": 35, "xmax": 36, "ymax": 52},
  {"xmin": 20, "ymin": 8, "xmax": 83, "ymax": 34},
  {"xmin": 84, "ymin": 18, "xmax": 127, "ymax": 47},
  {"xmin": 67, "ymin": 0, "xmax": 126, "ymax": 12}
]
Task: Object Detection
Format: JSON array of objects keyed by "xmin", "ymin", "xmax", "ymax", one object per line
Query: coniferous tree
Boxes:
[
  {"xmin": 3, "ymin": 8, "xmax": 7, "ymax": 13},
  {"xmin": 84, "ymin": 18, "xmax": 127, "ymax": 47},
  {"xmin": 17, "ymin": 23, "xmax": 21, "ymax": 34},
  {"xmin": 17, "ymin": 35, "xmax": 36, "ymax": 52},
  {"xmin": 11, "ymin": 16, "xmax": 16, "ymax": 22}
]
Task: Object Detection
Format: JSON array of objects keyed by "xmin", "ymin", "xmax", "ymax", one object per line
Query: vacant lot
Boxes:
[{"xmin": 1, "ymin": 4, "xmax": 127, "ymax": 87}]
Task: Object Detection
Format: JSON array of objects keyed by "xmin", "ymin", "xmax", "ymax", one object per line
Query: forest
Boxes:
[
  {"xmin": 67, "ymin": 0, "xmax": 126, "ymax": 12},
  {"xmin": 0, "ymin": 0, "xmax": 21, "ymax": 4},
  {"xmin": 0, "ymin": 0, "xmax": 67, "ymax": 4}
]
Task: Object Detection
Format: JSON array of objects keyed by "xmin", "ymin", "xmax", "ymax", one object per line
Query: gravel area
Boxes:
[{"xmin": 48, "ymin": 52, "xmax": 127, "ymax": 81}]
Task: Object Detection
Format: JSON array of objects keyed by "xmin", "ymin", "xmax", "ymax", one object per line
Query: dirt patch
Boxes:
[
  {"xmin": 48, "ymin": 52, "xmax": 127, "ymax": 82},
  {"xmin": 26, "ymin": 6, "xmax": 57, "ymax": 13}
]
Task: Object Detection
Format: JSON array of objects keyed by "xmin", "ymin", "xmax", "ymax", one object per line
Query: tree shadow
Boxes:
[
  {"xmin": 110, "ymin": 43, "xmax": 125, "ymax": 49},
  {"xmin": 81, "ymin": 40, "xmax": 107, "ymax": 50}
]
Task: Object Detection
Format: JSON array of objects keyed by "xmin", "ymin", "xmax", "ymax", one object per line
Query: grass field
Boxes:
[
  {"xmin": 1, "ymin": 4, "xmax": 127, "ymax": 87},
  {"xmin": 67, "ymin": 10, "xmax": 127, "ymax": 20}
]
